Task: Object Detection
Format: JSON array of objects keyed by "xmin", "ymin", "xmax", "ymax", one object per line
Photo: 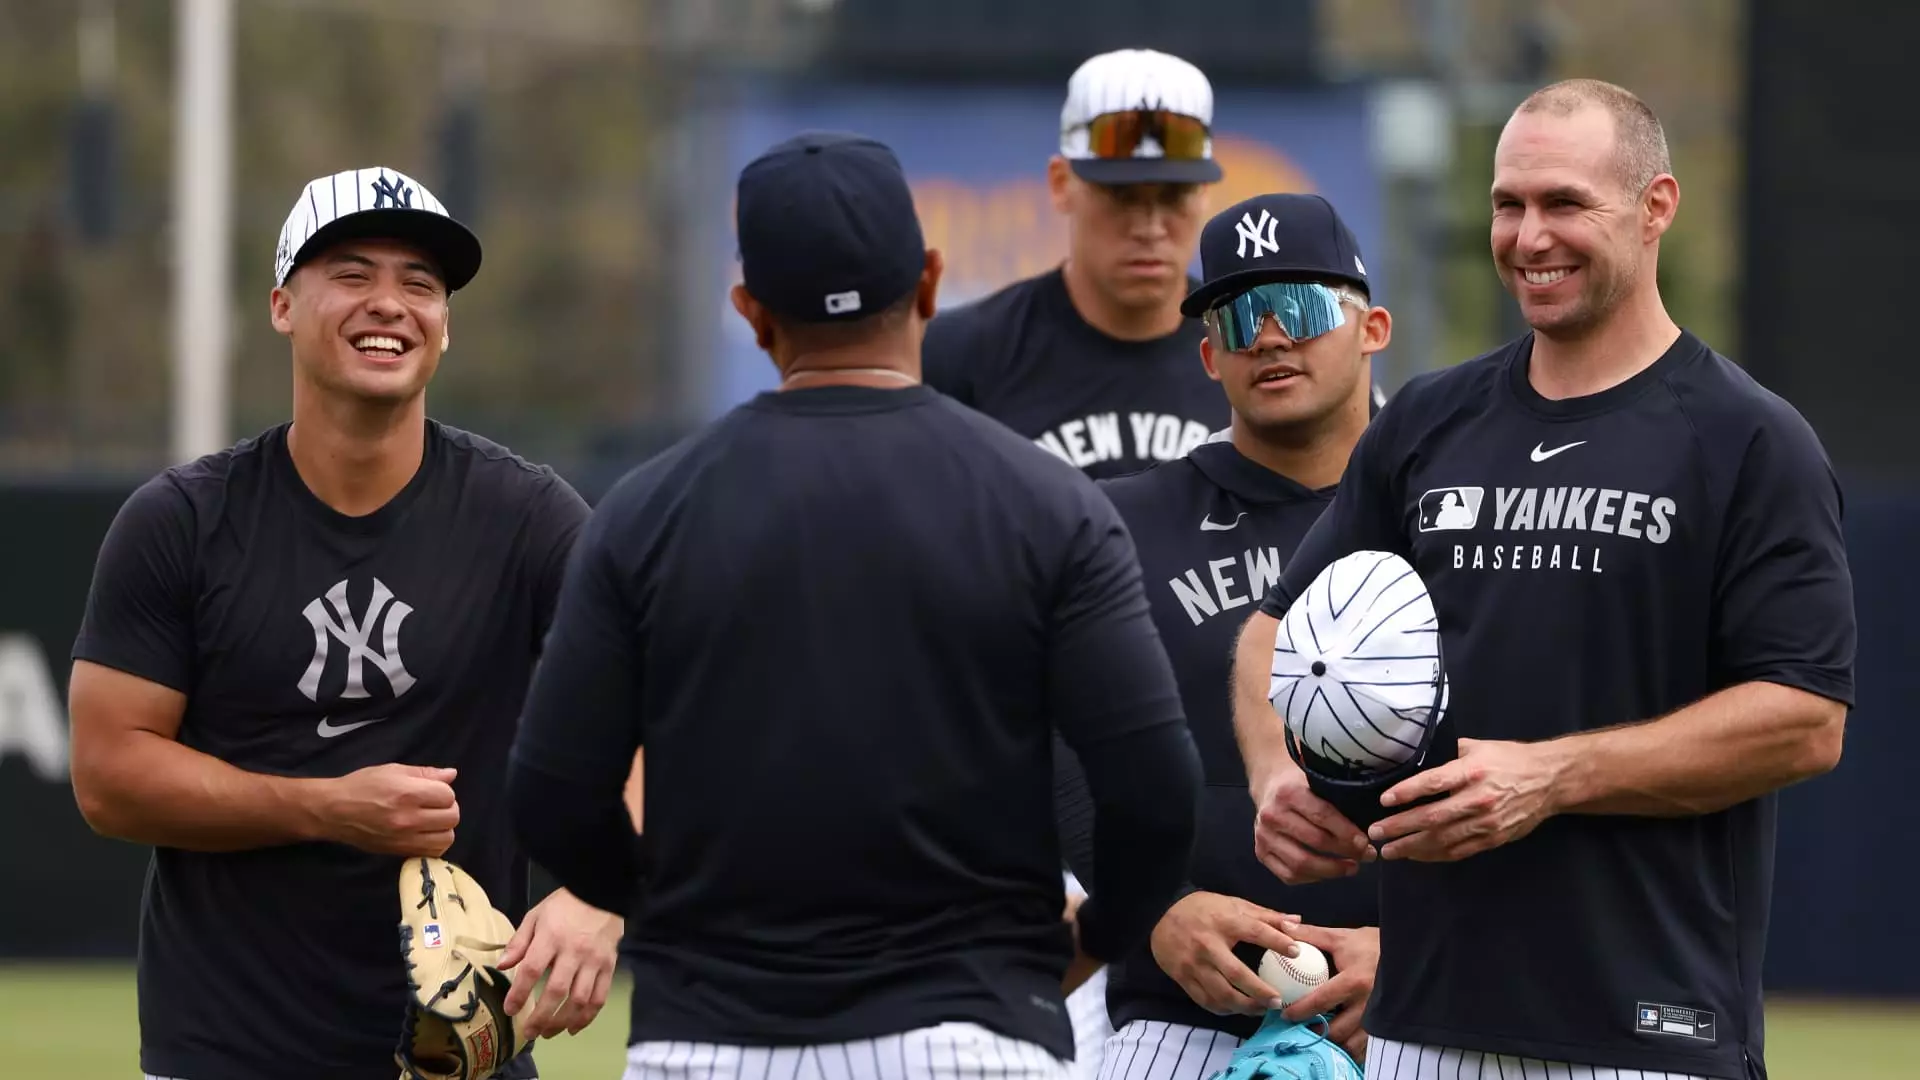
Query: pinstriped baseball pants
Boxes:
[
  {"xmin": 1093, "ymin": 1020, "xmax": 1244, "ymax": 1080},
  {"xmin": 1362, "ymin": 1038, "xmax": 1718, "ymax": 1080},
  {"xmin": 623, "ymin": 1022, "xmax": 1071, "ymax": 1080}
]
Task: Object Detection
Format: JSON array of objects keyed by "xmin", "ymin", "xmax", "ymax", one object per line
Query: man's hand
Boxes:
[
  {"xmin": 1369, "ymin": 738, "xmax": 1565, "ymax": 861},
  {"xmin": 498, "ymin": 888, "xmax": 625, "ymax": 1039},
  {"xmin": 1279, "ymin": 925, "xmax": 1379, "ymax": 1063},
  {"xmin": 1150, "ymin": 891, "xmax": 1300, "ymax": 1017},
  {"xmin": 1251, "ymin": 758, "xmax": 1373, "ymax": 885},
  {"xmin": 314, "ymin": 764, "xmax": 460, "ymax": 856}
]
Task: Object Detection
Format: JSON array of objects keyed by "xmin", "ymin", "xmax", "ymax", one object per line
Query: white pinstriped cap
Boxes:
[
  {"xmin": 1059, "ymin": 49, "xmax": 1222, "ymax": 185},
  {"xmin": 273, "ymin": 166, "xmax": 482, "ymax": 291}
]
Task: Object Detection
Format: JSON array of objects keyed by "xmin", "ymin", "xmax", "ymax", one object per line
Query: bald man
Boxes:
[{"xmin": 1230, "ymin": 79, "xmax": 1853, "ymax": 1080}]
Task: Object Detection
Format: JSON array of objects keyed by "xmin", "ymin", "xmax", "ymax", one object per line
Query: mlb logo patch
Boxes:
[
  {"xmin": 423, "ymin": 922, "xmax": 444, "ymax": 949},
  {"xmin": 1416, "ymin": 486, "xmax": 1485, "ymax": 532}
]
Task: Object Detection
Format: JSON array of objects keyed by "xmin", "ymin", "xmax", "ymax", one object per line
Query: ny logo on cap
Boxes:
[
  {"xmin": 371, "ymin": 175, "xmax": 414, "ymax": 210},
  {"xmin": 1236, "ymin": 209, "xmax": 1279, "ymax": 260}
]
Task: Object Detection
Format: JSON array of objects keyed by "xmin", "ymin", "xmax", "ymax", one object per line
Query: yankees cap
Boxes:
[
  {"xmin": 1181, "ymin": 193, "xmax": 1370, "ymax": 318},
  {"xmin": 274, "ymin": 167, "xmax": 482, "ymax": 291},
  {"xmin": 1058, "ymin": 49, "xmax": 1223, "ymax": 186},
  {"xmin": 735, "ymin": 130, "xmax": 926, "ymax": 324}
]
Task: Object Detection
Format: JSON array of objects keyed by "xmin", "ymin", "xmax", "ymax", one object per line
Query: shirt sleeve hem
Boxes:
[
  {"xmin": 1732, "ymin": 668, "xmax": 1856, "ymax": 709},
  {"xmin": 68, "ymin": 646, "xmax": 190, "ymax": 696}
]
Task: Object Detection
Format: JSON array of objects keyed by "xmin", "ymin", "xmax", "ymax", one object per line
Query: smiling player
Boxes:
[
  {"xmin": 68, "ymin": 166, "xmax": 623, "ymax": 1080},
  {"xmin": 1231, "ymin": 80, "xmax": 1855, "ymax": 1080}
]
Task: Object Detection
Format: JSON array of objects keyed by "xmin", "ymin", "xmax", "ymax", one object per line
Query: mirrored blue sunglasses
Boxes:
[{"xmin": 1202, "ymin": 281, "xmax": 1369, "ymax": 354}]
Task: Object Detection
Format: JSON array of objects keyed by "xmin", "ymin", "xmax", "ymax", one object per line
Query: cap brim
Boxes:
[
  {"xmin": 1068, "ymin": 157, "xmax": 1223, "ymax": 186},
  {"xmin": 1180, "ymin": 266, "xmax": 1371, "ymax": 318},
  {"xmin": 286, "ymin": 209, "xmax": 483, "ymax": 292}
]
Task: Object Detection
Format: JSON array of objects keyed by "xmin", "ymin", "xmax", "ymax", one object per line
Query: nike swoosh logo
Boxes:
[
  {"xmin": 1530, "ymin": 440, "xmax": 1586, "ymax": 462},
  {"xmin": 316, "ymin": 716, "xmax": 390, "ymax": 738},
  {"xmin": 1200, "ymin": 512, "xmax": 1249, "ymax": 532}
]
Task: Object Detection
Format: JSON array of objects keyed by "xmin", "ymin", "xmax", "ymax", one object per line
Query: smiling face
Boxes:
[
  {"xmin": 1050, "ymin": 161, "xmax": 1208, "ymax": 315},
  {"xmin": 1489, "ymin": 104, "xmax": 1676, "ymax": 340},
  {"xmin": 1200, "ymin": 283, "xmax": 1389, "ymax": 437},
  {"xmin": 270, "ymin": 238, "xmax": 450, "ymax": 406}
]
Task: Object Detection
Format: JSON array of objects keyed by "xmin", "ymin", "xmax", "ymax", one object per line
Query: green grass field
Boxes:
[{"xmin": 0, "ymin": 963, "xmax": 1912, "ymax": 1078}]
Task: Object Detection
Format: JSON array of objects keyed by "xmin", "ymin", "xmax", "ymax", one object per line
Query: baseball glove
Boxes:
[
  {"xmin": 396, "ymin": 856, "xmax": 528, "ymax": 1080},
  {"xmin": 1209, "ymin": 1010, "xmax": 1362, "ymax": 1080}
]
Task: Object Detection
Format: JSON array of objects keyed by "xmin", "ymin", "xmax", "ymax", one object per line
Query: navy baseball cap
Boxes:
[
  {"xmin": 735, "ymin": 131, "xmax": 926, "ymax": 323},
  {"xmin": 1180, "ymin": 193, "xmax": 1371, "ymax": 318}
]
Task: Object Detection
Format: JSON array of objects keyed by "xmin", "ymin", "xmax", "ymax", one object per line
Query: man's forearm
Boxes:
[
  {"xmin": 1545, "ymin": 681, "xmax": 1847, "ymax": 817},
  {"xmin": 75, "ymin": 731, "xmax": 326, "ymax": 851},
  {"xmin": 1231, "ymin": 612, "xmax": 1289, "ymax": 788}
]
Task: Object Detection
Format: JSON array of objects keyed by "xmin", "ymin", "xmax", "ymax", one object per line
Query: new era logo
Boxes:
[{"xmin": 1417, "ymin": 487, "xmax": 1484, "ymax": 532}]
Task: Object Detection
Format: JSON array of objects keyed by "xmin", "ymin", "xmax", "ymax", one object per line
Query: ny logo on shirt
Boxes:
[
  {"xmin": 1236, "ymin": 209, "xmax": 1279, "ymax": 259},
  {"xmin": 297, "ymin": 578, "xmax": 417, "ymax": 701}
]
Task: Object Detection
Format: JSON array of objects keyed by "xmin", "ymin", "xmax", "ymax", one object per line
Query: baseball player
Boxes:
[
  {"xmin": 922, "ymin": 48, "xmax": 1228, "ymax": 1073},
  {"xmin": 1056, "ymin": 192, "xmax": 1391, "ymax": 1080},
  {"xmin": 66, "ymin": 167, "xmax": 624, "ymax": 1080},
  {"xmin": 922, "ymin": 47, "xmax": 1229, "ymax": 483},
  {"xmin": 1231, "ymin": 80, "xmax": 1856, "ymax": 1080},
  {"xmin": 504, "ymin": 130, "xmax": 1205, "ymax": 1080}
]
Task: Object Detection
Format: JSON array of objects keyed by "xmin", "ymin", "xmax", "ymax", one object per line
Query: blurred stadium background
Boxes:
[{"xmin": 1, "ymin": 0, "xmax": 1915, "ymax": 1075}]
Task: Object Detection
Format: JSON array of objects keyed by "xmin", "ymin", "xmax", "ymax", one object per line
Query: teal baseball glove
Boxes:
[{"xmin": 1210, "ymin": 1010, "xmax": 1363, "ymax": 1080}]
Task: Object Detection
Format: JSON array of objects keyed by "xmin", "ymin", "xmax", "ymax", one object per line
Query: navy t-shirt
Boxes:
[
  {"xmin": 1258, "ymin": 331, "xmax": 1856, "ymax": 1078},
  {"xmin": 923, "ymin": 268, "xmax": 1229, "ymax": 479},
  {"xmin": 1098, "ymin": 438, "xmax": 1380, "ymax": 1038},
  {"xmin": 507, "ymin": 384, "xmax": 1200, "ymax": 1061},
  {"xmin": 70, "ymin": 421, "xmax": 589, "ymax": 1080}
]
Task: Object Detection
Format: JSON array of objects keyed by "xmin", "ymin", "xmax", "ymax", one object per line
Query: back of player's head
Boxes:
[{"xmin": 734, "ymin": 130, "xmax": 927, "ymax": 330}]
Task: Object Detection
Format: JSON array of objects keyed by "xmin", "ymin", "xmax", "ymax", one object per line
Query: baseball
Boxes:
[{"xmin": 1259, "ymin": 942, "xmax": 1330, "ymax": 1006}]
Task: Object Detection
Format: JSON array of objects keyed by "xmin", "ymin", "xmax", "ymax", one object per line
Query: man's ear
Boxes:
[
  {"xmin": 917, "ymin": 248, "xmax": 945, "ymax": 320},
  {"xmin": 1198, "ymin": 334, "xmax": 1224, "ymax": 384},
  {"xmin": 1359, "ymin": 305, "xmax": 1393, "ymax": 357},
  {"xmin": 1046, "ymin": 155, "xmax": 1075, "ymax": 216},
  {"xmin": 731, "ymin": 283, "xmax": 775, "ymax": 351},
  {"xmin": 440, "ymin": 308, "xmax": 451, "ymax": 355},
  {"xmin": 1643, "ymin": 173, "xmax": 1680, "ymax": 243},
  {"xmin": 269, "ymin": 284, "xmax": 295, "ymax": 337}
]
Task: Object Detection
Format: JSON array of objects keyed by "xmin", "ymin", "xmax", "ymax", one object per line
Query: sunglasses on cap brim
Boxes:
[
  {"xmin": 1080, "ymin": 108, "xmax": 1211, "ymax": 162},
  {"xmin": 1201, "ymin": 281, "xmax": 1370, "ymax": 354}
]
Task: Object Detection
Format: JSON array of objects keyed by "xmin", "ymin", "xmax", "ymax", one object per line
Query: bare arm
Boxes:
[
  {"xmin": 1372, "ymin": 682, "xmax": 1847, "ymax": 860},
  {"xmin": 1230, "ymin": 611, "xmax": 1288, "ymax": 790},
  {"xmin": 1232, "ymin": 610, "xmax": 1372, "ymax": 883},
  {"xmin": 70, "ymin": 660, "xmax": 459, "ymax": 854},
  {"xmin": 1545, "ymin": 681, "xmax": 1845, "ymax": 816}
]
